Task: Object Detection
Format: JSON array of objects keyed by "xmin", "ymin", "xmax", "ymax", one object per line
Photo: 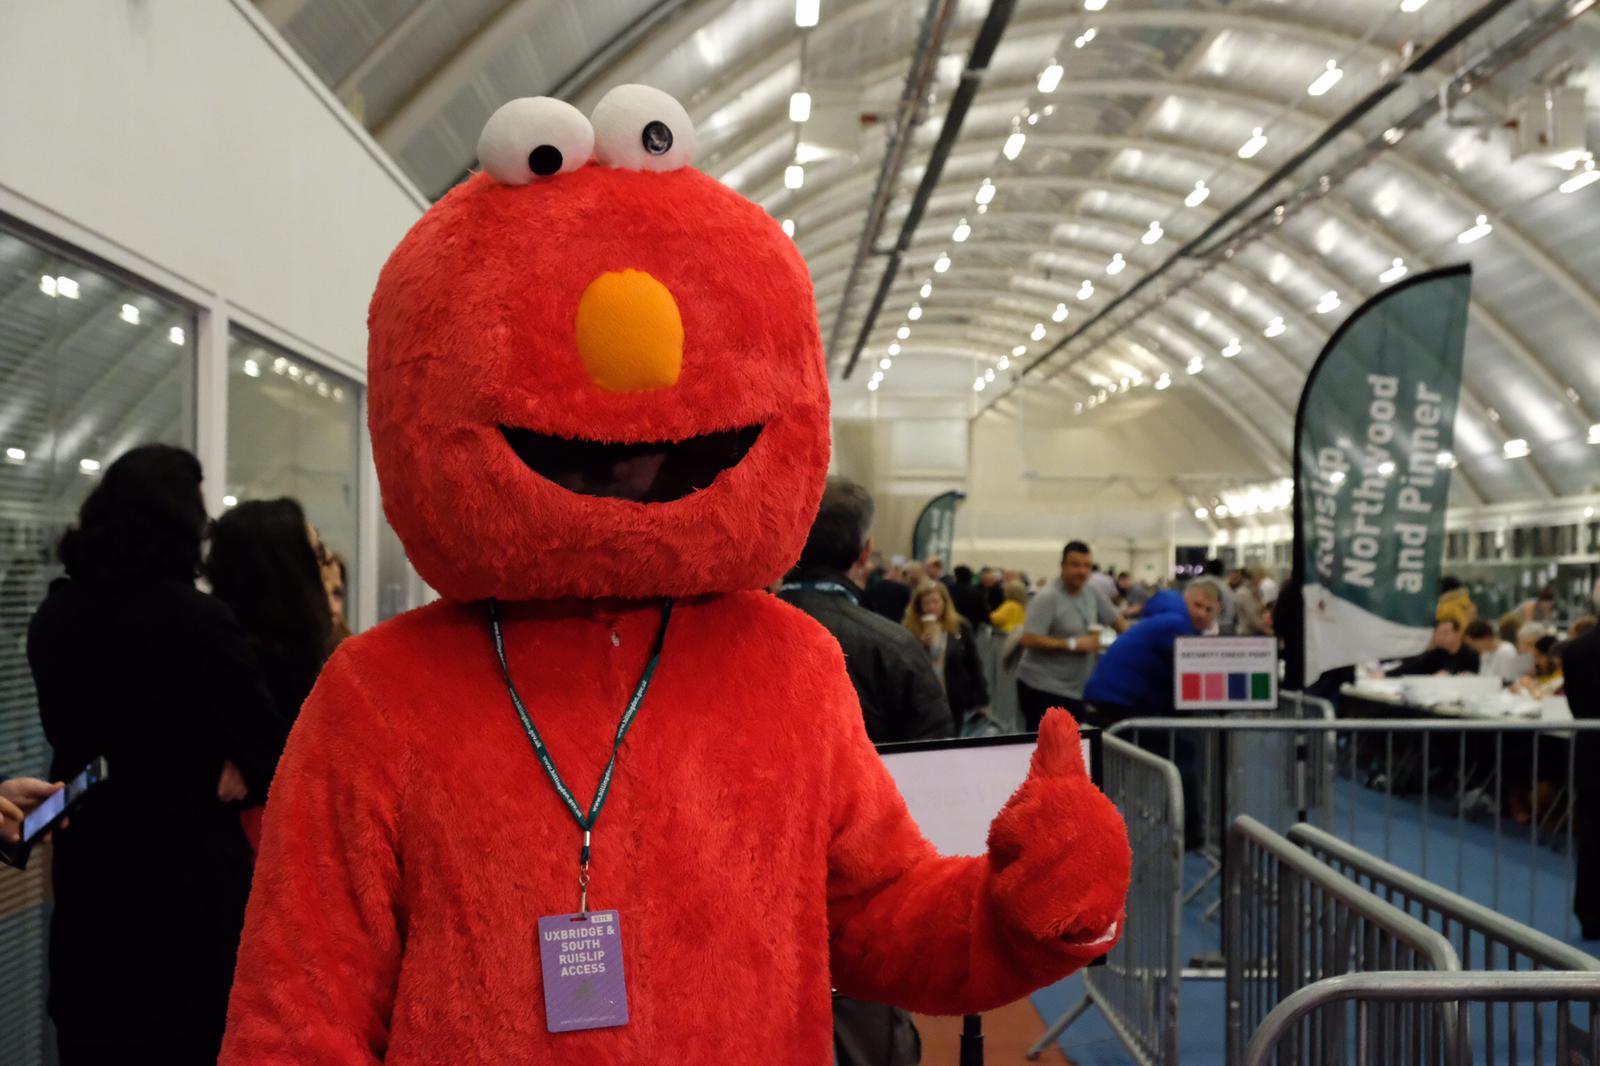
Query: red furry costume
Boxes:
[{"xmin": 220, "ymin": 87, "xmax": 1130, "ymax": 1064}]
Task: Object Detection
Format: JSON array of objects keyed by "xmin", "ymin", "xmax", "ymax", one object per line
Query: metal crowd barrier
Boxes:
[
  {"xmin": 1108, "ymin": 717, "xmax": 1600, "ymax": 940},
  {"xmin": 1225, "ymin": 815, "xmax": 1462, "ymax": 1065},
  {"xmin": 1026, "ymin": 735, "xmax": 1184, "ymax": 1065},
  {"xmin": 1240, "ymin": 972, "xmax": 1600, "ymax": 1066}
]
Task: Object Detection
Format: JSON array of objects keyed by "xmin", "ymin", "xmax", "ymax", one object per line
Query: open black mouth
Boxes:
[{"xmin": 499, "ymin": 424, "xmax": 763, "ymax": 504}]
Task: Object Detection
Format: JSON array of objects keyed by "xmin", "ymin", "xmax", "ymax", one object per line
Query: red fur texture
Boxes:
[
  {"xmin": 222, "ymin": 597, "xmax": 1129, "ymax": 1063},
  {"xmin": 366, "ymin": 166, "xmax": 830, "ymax": 603},
  {"xmin": 221, "ymin": 147, "xmax": 1132, "ymax": 1063}
]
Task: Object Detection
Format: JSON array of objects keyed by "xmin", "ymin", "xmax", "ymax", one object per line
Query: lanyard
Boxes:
[
  {"xmin": 779, "ymin": 579, "xmax": 859, "ymax": 604},
  {"xmin": 487, "ymin": 598, "xmax": 673, "ymax": 911}
]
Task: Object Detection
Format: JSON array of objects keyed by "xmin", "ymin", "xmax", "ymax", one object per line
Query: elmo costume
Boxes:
[{"xmin": 220, "ymin": 85, "xmax": 1131, "ymax": 1064}]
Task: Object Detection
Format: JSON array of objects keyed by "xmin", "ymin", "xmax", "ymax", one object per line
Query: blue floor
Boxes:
[{"xmin": 1028, "ymin": 777, "xmax": 1596, "ymax": 1063}]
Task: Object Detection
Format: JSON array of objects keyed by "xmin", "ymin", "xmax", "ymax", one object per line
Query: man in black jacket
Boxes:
[
  {"xmin": 950, "ymin": 566, "xmax": 991, "ymax": 632},
  {"xmin": 1566, "ymin": 621, "xmax": 1600, "ymax": 936},
  {"xmin": 778, "ymin": 477, "xmax": 949, "ymax": 1066},
  {"xmin": 779, "ymin": 478, "xmax": 953, "ymax": 744},
  {"xmin": 1393, "ymin": 618, "xmax": 1480, "ymax": 676}
]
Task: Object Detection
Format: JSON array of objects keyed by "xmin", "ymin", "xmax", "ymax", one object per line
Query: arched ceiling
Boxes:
[{"xmin": 260, "ymin": 0, "xmax": 1600, "ymax": 511}]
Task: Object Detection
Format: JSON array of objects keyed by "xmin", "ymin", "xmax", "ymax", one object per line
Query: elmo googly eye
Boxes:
[
  {"xmin": 477, "ymin": 98, "xmax": 594, "ymax": 185},
  {"xmin": 591, "ymin": 85, "xmax": 697, "ymax": 172}
]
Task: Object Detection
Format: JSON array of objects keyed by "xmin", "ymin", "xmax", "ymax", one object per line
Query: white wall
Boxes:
[
  {"xmin": 0, "ymin": 0, "xmax": 428, "ymax": 628},
  {"xmin": 0, "ymin": 0, "xmax": 425, "ymax": 376}
]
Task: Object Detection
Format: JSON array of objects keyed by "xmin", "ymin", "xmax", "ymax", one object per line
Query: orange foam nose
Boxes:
[{"xmin": 574, "ymin": 269, "xmax": 684, "ymax": 392}]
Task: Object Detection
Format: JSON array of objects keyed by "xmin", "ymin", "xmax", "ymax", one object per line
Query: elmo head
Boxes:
[{"xmin": 368, "ymin": 86, "xmax": 830, "ymax": 602}]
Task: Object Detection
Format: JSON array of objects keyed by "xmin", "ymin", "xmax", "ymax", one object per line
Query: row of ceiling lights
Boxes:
[
  {"xmin": 39, "ymin": 275, "xmax": 187, "ymax": 345},
  {"xmin": 3, "ymin": 446, "xmax": 104, "ymax": 475}
]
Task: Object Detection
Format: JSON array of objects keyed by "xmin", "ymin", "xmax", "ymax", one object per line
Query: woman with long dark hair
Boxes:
[
  {"xmin": 205, "ymin": 498, "xmax": 336, "ymax": 723},
  {"xmin": 27, "ymin": 444, "xmax": 289, "ymax": 1066}
]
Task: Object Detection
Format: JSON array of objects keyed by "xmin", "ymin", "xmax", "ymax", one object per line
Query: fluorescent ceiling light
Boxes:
[
  {"xmin": 1560, "ymin": 160, "xmax": 1600, "ymax": 194},
  {"xmin": 896, "ymin": 325, "xmax": 910, "ymax": 339},
  {"xmin": 784, "ymin": 164, "xmax": 804, "ymax": 189},
  {"xmin": 974, "ymin": 377, "xmax": 986, "ymax": 392},
  {"xmin": 78, "ymin": 458, "xmax": 100, "ymax": 474},
  {"xmin": 1027, "ymin": 113, "xmax": 1039, "ymax": 127},
  {"xmin": 1383, "ymin": 127, "xmax": 1405, "ymax": 145},
  {"xmin": 1031, "ymin": 322, "xmax": 1046, "ymax": 341},
  {"xmin": 243, "ymin": 358, "xmax": 261, "ymax": 378},
  {"xmin": 888, "ymin": 343, "xmax": 901, "ymax": 355},
  {"xmin": 1155, "ymin": 374, "xmax": 1172, "ymax": 391},
  {"xmin": 1264, "ymin": 316, "xmax": 1286, "ymax": 338},
  {"xmin": 1503, "ymin": 438, "xmax": 1530, "ymax": 458},
  {"xmin": 1588, "ymin": 423, "xmax": 1600, "ymax": 444},
  {"xmin": 1400, "ymin": 0, "xmax": 1428, "ymax": 10},
  {"xmin": 952, "ymin": 220, "xmax": 971, "ymax": 242},
  {"xmin": 907, "ymin": 305, "xmax": 922, "ymax": 320},
  {"xmin": 1037, "ymin": 64, "xmax": 1064, "ymax": 93},
  {"xmin": 120, "ymin": 303, "xmax": 140, "ymax": 324},
  {"xmin": 1142, "ymin": 221, "xmax": 1163, "ymax": 245},
  {"xmin": 880, "ymin": 358, "xmax": 892, "ymax": 370},
  {"xmin": 38, "ymin": 275, "xmax": 56, "ymax": 297},
  {"xmin": 1316, "ymin": 291, "xmax": 1341, "ymax": 314},
  {"xmin": 794, "ymin": 0, "xmax": 819, "ymax": 27},
  {"xmin": 867, "ymin": 379, "xmax": 880, "ymax": 392},
  {"xmin": 1215, "ymin": 505, "xmax": 1230, "ymax": 518},
  {"xmin": 1239, "ymin": 128, "xmax": 1268, "ymax": 159},
  {"xmin": 1003, "ymin": 132, "xmax": 1026, "ymax": 160},
  {"xmin": 1187, "ymin": 357, "xmax": 1204, "ymax": 375},
  {"xmin": 789, "ymin": 91, "xmax": 811, "ymax": 122},
  {"xmin": 56, "ymin": 276, "xmax": 79, "ymax": 299},
  {"xmin": 1186, "ymin": 181, "xmax": 1210, "ymax": 207},
  {"xmin": 998, "ymin": 356, "xmax": 1010, "ymax": 370},
  {"xmin": 933, "ymin": 253, "xmax": 951, "ymax": 273},
  {"xmin": 985, "ymin": 368, "xmax": 996, "ymax": 382},
  {"xmin": 1052, "ymin": 303, "xmax": 1069, "ymax": 322},
  {"xmin": 1307, "ymin": 61, "xmax": 1343, "ymax": 97},
  {"xmin": 1194, "ymin": 508, "xmax": 1209, "ymax": 519},
  {"xmin": 1105, "ymin": 253, "xmax": 1125, "ymax": 275},
  {"xmin": 1222, "ymin": 338, "xmax": 1242, "ymax": 358},
  {"xmin": 1078, "ymin": 280, "xmax": 1094, "ymax": 299},
  {"xmin": 1379, "ymin": 258, "xmax": 1408, "ymax": 283},
  {"xmin": 5, "ymin": 447, "xmax": 25, "ymax": 462},
  {"xmin": 1458, "ymin": 214, "xmax": 1493, "ymax": 243},
  {"xmin": 223, "ymin": 494, "xmax": 239, "ymax": 507},
  {"xmin": 919, "ymin": 283, "xmax": 932, "ymax": 299},
  {"xmin": 1012, "ymin": 345, "xmax": 1027, "ymax": 357},
  {"xmin": 975, "ymin": 180, "xmax": 995, "ymax": 205},
  {"xmin": 1084, "ymin": 0, "xmax": 1106, "ymax": 9},
  {"xmin": 781, "ymin": 218, "xmax": 795, "ymax": 237},
  {"xmin": 169, "ymin": 326, "xmax": 186, "ymax": 345}
]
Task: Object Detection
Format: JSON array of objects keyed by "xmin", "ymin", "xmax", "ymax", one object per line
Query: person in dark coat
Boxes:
[
  {"xmin": 903, "ymin": 580, "xmax": 991, "ymax": 735},
  {"xmin": 27, "ymin": 445, "xmax": 291, "ymax": 1066},
  {"xmin": 776, "ymin": 476, "xmax": 948, "ymax": 1066},
  {"xmin": 949, "ymin": 565, "xmax": 992, "ymax": 632},
  {"xmin": 861, "ymin": 563, "xmax": 913, "ymax": 624},
  {"xmin": 205, "ymin": 497, "xmax": 336, "ymax": 723},
  {"xmin": 1566, "ymin": 622, "xmax": 1600, "ymax": 937}
]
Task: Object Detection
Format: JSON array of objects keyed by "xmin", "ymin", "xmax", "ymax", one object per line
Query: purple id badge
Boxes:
[{"xmin": 537, "ymin": 911, "xmax": 628, "ymax": 1032}]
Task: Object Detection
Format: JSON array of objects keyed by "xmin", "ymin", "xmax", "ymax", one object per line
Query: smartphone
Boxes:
[{"xmin": 0, "ymin": 757, "xmax": 110, "ymax": 870}]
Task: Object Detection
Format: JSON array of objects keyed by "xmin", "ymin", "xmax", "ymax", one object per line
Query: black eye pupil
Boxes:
[
  {"xmin": 528, "ymin": 145, "xmax": 564, "ymax": 176},
  {"xmin": 641, "ymin": 121, "xmax": 673, "ymax": 156}
]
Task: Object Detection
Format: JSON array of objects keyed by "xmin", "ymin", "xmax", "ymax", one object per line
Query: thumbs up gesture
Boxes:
[{"xmin": 986, "ymin": 710, "xmax": 1132, "ymax": 953}]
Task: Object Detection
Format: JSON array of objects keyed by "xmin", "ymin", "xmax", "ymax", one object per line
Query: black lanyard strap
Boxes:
[{"xmin": 487, "ymin": 599, "xmax": 673, "ymax": 868}]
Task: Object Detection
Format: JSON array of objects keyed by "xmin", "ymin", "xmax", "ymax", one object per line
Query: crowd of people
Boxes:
[{"xmin": 0, "ymin": 444, "xmax": 349, "ymax": 1064}]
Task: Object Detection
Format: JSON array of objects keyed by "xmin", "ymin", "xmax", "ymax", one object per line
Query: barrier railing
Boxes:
[
  {"xmin": 1108, "ymin": 718, "xmax": 1600, "ymax": 940},
  {"xmin": 1226, "ymin": 815, "xmax": 1462, "ymax": 1065},
  {"xmin": 1239, "ymin": 972, "xmax": 1600, "ymax": 1066},
  {"xmin": 1026, "ymin": 735, "xmax": 1184, "ymax": 1064}
]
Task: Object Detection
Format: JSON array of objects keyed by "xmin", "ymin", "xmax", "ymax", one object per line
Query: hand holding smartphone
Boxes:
[{"xmin": 0, "ymin": 757, "xmax": 109, "ymax": 870}]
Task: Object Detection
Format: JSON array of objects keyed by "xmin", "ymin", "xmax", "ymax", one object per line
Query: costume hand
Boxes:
[
  {"xmin": 987, "ymin": 711, "xmax": 1130, "ymax": 949},
  {"xmin": 0, "ymin": 778, "xmax": 64, "ymax": 844},
  {"xmin": 217, "ymin": 760, "xmax": 250, "ymax": 803}
]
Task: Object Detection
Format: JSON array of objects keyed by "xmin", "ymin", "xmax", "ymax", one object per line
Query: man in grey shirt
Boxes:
[{"xmin": 1017, "ymin": 540, "xmax": 1128, "ymax": 730}]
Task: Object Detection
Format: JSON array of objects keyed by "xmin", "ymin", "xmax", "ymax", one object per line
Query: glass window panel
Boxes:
[
  {"xmin": 225, "ymin": 331, "xmax": 360, "ymax": 628},
  {"xmin": 0, "ymin": 218, "xmax": 195, "ymax": 1066}
]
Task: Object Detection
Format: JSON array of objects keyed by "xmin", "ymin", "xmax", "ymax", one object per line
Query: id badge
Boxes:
[{"xmin": 537, "ymin": 911, "xmax": 628, "ymax": 1032}]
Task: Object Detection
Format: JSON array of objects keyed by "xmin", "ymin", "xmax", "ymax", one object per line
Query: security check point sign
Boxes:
[{"xmin": 1174, "ymin": 636, "xmax": 1278, "ymax": 710}]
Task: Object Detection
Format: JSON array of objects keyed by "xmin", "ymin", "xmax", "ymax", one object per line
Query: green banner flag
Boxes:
[
  {"xmin": 1293, "ymin": 265, "xmax": 1471, "ymax": 682},
  {"xmin": 911, "ymin": 491, "xmax": 964, "ymax": 566}
]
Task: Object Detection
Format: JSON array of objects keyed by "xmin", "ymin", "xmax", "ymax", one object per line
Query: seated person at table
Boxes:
[
  {"xmin": 1512, "ymin": 635, "xmax": 1565, "ymax": 699},
  {"xmin": 1393, "ymin": 617, "xmax": 1479, "ymax": 676},
  {"xmin": 1466, "ymin": 618, "xmax": 1522, "ymax": 683}
]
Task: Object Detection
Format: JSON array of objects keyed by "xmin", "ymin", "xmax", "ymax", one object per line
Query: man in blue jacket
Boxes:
[{"xmin": 1085, "ymin": 580, "xmax": 1223, "ymax": 847}]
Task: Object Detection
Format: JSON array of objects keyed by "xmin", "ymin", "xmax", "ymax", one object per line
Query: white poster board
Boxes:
[
  {"xmin": 1173, "ymin": 636, "xmax": 1279, "ymax": 710},
  {"xmin": 875, "ymin": 734, "xmax": 1097, "ymax": 857}
]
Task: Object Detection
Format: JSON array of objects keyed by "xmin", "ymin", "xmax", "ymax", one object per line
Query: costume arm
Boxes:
[
  {"xmin": 825, "ymin": 662, "xmax": 1130, "ymax": 1015},
  {"xmin": 220, "ymin": 647, "xmax": 409, "ymax": 1064}
]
